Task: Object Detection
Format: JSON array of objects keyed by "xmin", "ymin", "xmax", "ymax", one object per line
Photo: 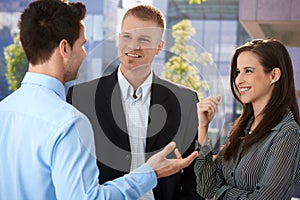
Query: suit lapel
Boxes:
[
  {"xmin": 146, "ymin": 75, "xmax": 178, "ymax": 153},
  {"xmin": 95, "ymin": 68, "xmax": 130, "ymax": 151}
]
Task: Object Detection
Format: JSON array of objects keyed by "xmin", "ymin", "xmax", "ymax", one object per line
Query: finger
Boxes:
[
  {"xmin": 197, "ymin": 103, "xmax": 213, "ymax": 115},
  {"xmin": 208, "ymin": 98, "xmax": 219, "ymax": 113},
  {"xmin": 199, "ymin": 104, "xmax": 216, "ymax": 119},
  {"xmin": 155, "ymin": 151, "xmax": 198, "ymax": 178},
  {"xmin": 160, "ymin": 141, "xmax": 176, "ymax": 158},
  {"xmin": 177, "ymin": 151, "xmax": 198, "ymax": 168},
  {"xmin": 212, "ymin": 96, "xmax": 221, "ymax": 112},
  {"xmin": 204, "ymin": 100, "xmax": 219, "ymax": 117},
  {"xmin": 202, "ymin": 96, "xmax": 221, "ymax": 106},
  {"xmin": 174, "ymin": 148, "xmax": 182, "ymax": 159},
  {"xmin": 198, "ymin": 100, "xmax": 218, "ymax": 113}
]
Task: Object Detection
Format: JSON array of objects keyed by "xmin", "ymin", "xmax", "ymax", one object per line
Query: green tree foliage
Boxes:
[
  {"xmin": 189, "ymin": 0, "xmax": 207, "ymax": 4},
  {"xmin": 162, "ymin": 19, "xmax": 212, "ymax": 99},
  {"xmin": 4, "ymin": 35, "xmax": 28, "ymax": 91}
]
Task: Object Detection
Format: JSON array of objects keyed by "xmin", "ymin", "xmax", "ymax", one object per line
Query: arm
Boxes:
[
  {"xmin": 52, "ymin": 114, "xmax": 154, "ymax": 200},
  {"xmin": 194, "ymin": 146, "xmax": 225, "ymax": 199},
  {"xmin": 194, "ymin": 96, "xmax": 224, "ymax": 198},
  {"xmin": 52, "ymin": 114, "xmax": 198, "ymax": 200},
  {"xmin": 197, "ymin": 96, "xmax": 221, "ymax": 146}
]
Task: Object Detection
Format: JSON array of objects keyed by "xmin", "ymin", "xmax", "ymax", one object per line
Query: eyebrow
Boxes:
[
  {"xmin": 121, "ymin": 32, "xmax": 152, "ymax": 38},
  {"xmin": 237, "ymin": 66, "xmax": 254, "ymax": 70},
  {"xmin": 244, "ymin": 66, "xmax": 255, "ymax": 69},
  {"xmin": 139, "ymin": 35, "xmax": 152, "ymax": 39}
]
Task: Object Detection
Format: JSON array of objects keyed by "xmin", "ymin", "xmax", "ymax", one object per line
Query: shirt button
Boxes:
[{"xmin": 125, "ymin": 154, "xmax": 131, "ymax": 160}]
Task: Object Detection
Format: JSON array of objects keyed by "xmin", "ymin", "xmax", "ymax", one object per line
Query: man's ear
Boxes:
[
  {"xmin": 59, "ymin": 39, "xmax": 71, "ymax": 58},
  {"xmin": 156, "ymin": 40, "xmax": 164, "ymax": 55}
]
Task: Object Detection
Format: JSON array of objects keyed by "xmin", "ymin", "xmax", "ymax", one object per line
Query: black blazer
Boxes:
[{"xmin": 67, "ymin": 68, "xmax": 204, "ymax": 200}]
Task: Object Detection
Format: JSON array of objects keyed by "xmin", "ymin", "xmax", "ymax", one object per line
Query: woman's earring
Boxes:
[{"xmin": 271, "ymin": 80, "xmax": 275, "ymax": 84}]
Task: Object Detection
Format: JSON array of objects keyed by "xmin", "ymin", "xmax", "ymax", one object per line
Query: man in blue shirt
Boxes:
[{"xmin": 0, "ymin": 0, "xmax": 198, "ymax": 199}]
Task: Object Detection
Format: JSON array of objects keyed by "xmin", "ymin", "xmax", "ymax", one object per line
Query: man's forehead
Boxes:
[
  {"xmin": 122, "ymin": 27, "xmax": 163, "ymax": 38},
  {"xmin": 121, "ymin": 27, "xmax": 163, "ymax": 37}
]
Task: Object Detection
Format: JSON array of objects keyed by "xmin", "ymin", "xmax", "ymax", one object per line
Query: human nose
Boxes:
[
  {"xmin": 235, "ymin": 72, "xmax": 244, "ymax": 86},
  {"xmin": 127, "ymin": 38, "xmax": 141, "ymax": 51}
]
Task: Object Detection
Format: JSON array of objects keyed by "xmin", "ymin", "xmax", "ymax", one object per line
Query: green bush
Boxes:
[
  {"xmin": 162, "ymin": 19, "xmax": 212, "ymax": 99},
  {"xmin": 4, "ymin": 35, "xmax": 28, "ymax": 91}
]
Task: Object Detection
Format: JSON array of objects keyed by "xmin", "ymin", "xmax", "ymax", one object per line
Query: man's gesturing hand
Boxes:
[{"xmin": 147, "ymin": 141, "xmax": 198, "ymax": 178}]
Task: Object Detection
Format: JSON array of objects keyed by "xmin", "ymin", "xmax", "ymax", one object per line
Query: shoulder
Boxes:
[
  {"xmin": 273, "ymin": 111, "xmax": 300, "ymax": 141},
  {"xmin": 71, "ymin": 78, "xmax": 100, "ymax": 91},
  {"xmin": 279, "ymin": 120, "xmax": 300, "ymax": 137},
  {"xmin": 277, "ymin": 111, "xmax": 300, "ymax": 133},
  {"xmin": 72, "ymin": 68, "xmax": 117, "ymax": 90},
  {"xmin": 153, "ymin": 75, "xmax": 198, "ymax": 99},
  {"xmin": 68, "ymin": 68, "xmax": 116, "ymax": 95},
  {"xmin": 49, "ymin": 97, "xmax": 90, "ymax": 127},
  {"xmin": 67, "ymin": 78, "xmax": 101, "ymax": 104}
]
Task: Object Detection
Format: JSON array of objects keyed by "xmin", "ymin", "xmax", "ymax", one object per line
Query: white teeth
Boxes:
[
  {"xmin": 240, "ymin": 88, "xmax": 249, "ymax": 92},
  {"xmin": 126, "ymin": 53, "xmax": 141, "ymax": 58}
]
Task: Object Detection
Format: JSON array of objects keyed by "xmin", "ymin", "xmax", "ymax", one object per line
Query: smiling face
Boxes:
[
  {"xmin": 235, "ymin": 51, "xmax": 274, "ymax": 111},
  {"xmin": 118, "ymin": 15, "xmax": 164, "ymax": 75}
]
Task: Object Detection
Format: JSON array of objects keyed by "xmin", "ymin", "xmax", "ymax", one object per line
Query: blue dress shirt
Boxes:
[{"xmin": 0, "ymin": 72, "xmax": 157, "ymax": 200}]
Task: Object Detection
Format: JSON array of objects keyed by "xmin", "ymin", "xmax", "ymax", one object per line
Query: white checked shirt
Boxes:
[{"xmin": 118, "ymin": 68, "xmax": 155, "ymax": 200}]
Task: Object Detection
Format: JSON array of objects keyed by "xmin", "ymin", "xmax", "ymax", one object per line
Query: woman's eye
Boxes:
[{"xmin": 245, "ymin": 68, "xmax": 253, "ymax": 73}]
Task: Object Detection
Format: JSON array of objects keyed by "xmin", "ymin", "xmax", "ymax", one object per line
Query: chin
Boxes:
[{"xmin": 240, "ymin": 98, "xmax": 251, "ymax": 104}]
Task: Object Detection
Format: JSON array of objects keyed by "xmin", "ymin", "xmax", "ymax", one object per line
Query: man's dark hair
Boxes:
[{"xmin": 19, "ymin": 0, "xmax": 86, "ymax": 65}]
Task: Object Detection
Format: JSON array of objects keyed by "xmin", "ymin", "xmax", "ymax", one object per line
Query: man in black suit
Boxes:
[{"xmin": 68, "ymin": 4, "xmax": 203, "ymax": 200}]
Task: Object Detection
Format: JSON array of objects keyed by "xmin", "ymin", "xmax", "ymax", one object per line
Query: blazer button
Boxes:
[
  {"xmin": 125, "ymin": 154, "xmax": 131, "ymax": 160},
  {"xmin": 256, "ymin": 185, "xmax": 260, "ymax": 190},
  {"xmin": 231, "ymin": 172, "xmax": 234, "ymax": 176}
]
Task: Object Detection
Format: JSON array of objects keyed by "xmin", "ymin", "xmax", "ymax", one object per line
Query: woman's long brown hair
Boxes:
[{"xmin": 222, "ymin": 39, "xmax": 300, "ymax": 161}]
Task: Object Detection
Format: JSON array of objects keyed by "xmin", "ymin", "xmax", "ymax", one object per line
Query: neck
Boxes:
[
  {"xmin": 250, "ymin": 113, "xmax": 263, "ymax": 132},
  {"xmin": 28, "ymin": 62, "xmax": 64, "ymax": 84},
  {"xmin": 120, "ymin": 65, "xmax": 151, "ymax": 91}
]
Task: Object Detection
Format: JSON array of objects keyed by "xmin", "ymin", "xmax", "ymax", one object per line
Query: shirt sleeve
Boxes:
[
  {"xmin": 194, "ymin": 141, "xmax": 225, "ymax": 199},
  {"xmin": 51, "ymin": 114, "xmax": 157, "ymax": 200}
]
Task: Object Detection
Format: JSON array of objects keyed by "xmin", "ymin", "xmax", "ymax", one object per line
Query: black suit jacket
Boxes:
[{"xmin": 67, "ymin": 68, "xmax": 204, "ymax": 200}]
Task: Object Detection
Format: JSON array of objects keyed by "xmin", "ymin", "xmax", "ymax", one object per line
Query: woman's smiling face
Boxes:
[{"xmin": 235, "ymin": 51, "xmax": 274, "ymax": 109}]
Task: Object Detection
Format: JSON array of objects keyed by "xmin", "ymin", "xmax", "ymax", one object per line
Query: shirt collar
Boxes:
[
  {"xmin": 21, "ymin": 72, "xmax": 66, "ymax": 101},
  {"xmin": 117, "ymin": 67, "xmax": 153, "ymax": 102},
  {"xmin": 244, "ymin": 109, "xmax": 295, "ymax": 135}
]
